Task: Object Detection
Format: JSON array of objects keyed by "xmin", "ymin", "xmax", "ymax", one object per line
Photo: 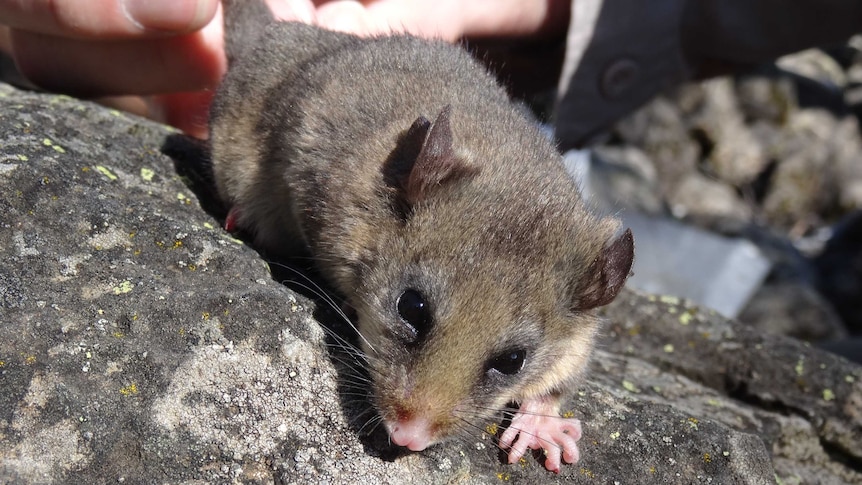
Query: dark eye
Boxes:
[
  {"xmin": 396, "ymin": 289, "xmax": 430, "ymax": 338},
  {"xmin": 487, "ymin": 349, "xmax": 526, "ymax": 375}
]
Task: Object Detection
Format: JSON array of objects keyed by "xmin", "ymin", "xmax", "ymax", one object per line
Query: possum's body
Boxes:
[{"xmin": 210, "ymin": 1, "xmax": 633, "ymax": 472}]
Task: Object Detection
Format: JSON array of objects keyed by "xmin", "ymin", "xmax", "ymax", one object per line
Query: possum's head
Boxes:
[{"xmin": 347, "ymin": 106, "xmax": 634, "ymax": 451}]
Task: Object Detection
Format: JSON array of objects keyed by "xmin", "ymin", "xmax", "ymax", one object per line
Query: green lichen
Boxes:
[
  {"xmin": 95, "ymin": 165, "xmax": 118, "ymax": 181},
  {"xmin": 663, "ymin": 344, "xmax": 675, "ymax": 353},
  {"xmin": 822, "ymin": 389, "xmax": 835, "ymax": 401},
  {"xmin": 622, "ymin": 380, "xmax": 640, "ymax": 393},
  {"xmin": 795, "ymin": 358, "xmax": 805, "ymax": 377},
  {"xmin": 112, "ymin": 280, "xmax": 133, "ymax": 295}
]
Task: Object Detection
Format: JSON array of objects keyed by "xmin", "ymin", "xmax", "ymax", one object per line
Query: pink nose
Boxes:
[{"xmin": 389, "ymin": 417, "xmax": 434, "ymax": 451}]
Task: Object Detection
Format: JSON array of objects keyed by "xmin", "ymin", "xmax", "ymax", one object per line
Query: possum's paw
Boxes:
[
  {"xmin": 224, "ymin": 207, "xmax": 240, "ymax": 232},
  {"xmin": 499, "ymin": 397, "xmax": 582, "ymax": 473}
]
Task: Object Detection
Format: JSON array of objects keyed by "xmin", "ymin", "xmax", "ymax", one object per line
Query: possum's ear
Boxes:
[
  {"xmin": 394, "ymin": 105, "xmax": 479, "ymax": 205},
  {"xmin": 573, "ymin": 228, "xmax": 634, "ymax": 310}
]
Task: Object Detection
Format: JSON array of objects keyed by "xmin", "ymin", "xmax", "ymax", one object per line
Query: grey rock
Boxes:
[
  {"xmin": 689, "ymin": 78, "xmax": 769, "ymax": 187},
  {"xmin": 1, "ymin": 83, "xmax": 860, "ymax": 484}
]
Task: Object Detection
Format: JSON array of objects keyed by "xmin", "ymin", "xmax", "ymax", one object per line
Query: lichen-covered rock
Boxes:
[{"xmin": 1, "ymin": 82, "xmax": 859, "ymax": 484}]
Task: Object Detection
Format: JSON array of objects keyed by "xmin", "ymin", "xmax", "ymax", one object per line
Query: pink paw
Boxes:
[
  {"xmin": 224, "ymin": 207, "xmax": 240, "ymax": 232},
  {"xmin": 498, "ymin": 398, "xmax": 582, "ymax": 473}
]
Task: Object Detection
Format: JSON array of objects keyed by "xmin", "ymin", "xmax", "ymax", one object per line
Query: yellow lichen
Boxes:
[
  {"xmin": 679, "ymin": 311, "xmax": 693, "ymax": 325},
  {"xmin": 485, "ymin": 423, "xmax": 498, "ymax": 435},
  {"xmin": 703, "ymin": 453, "xmax": 712, "ymax": 463},
  {"xmin": 663, "ymin": 344, "xmax": 674, "ymax": 353},
  {"xmin": 687, "ymin": 417, "xmax": 699, "ymax": 430},
  {"xmin": 119, "ymin": 383, "xmax": 138, "ymax": 395},
  {"xmin": 140, "ymin": 167, "xmax": 155, "ymax": 181}
]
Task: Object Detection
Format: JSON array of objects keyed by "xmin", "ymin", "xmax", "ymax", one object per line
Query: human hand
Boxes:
[
  {"xmin": 0, "ymin": 0, "xmax": 569, "ymax": 138},
  {"xmin": 0, "ymin": 0, "xmax": 314, "ymax": 137},
  {"xmin": 313, "ymin": 0, "xmax": 570, "ymax": 42}
]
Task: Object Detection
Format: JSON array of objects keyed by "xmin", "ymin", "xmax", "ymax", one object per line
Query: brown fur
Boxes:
[{"xmin": 211, "ymin": 0, "xmax": 633, "ymax": 447}]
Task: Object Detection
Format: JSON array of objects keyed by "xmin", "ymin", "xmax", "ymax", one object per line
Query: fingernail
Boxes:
[{"xmin": 122, "ymin": 0, "xmax": 216, "ymax": 32}]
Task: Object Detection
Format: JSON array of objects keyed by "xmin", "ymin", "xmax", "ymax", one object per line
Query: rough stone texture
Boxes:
[{"xmin": 1, "ymin": 83, "xmax": 860, "ymax": 484}]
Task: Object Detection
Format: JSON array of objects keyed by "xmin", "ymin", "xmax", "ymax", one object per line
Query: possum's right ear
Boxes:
[
  {"xmin": 385, "ymin": 105, "xmax": 479, "ymax": 211},
  {"xmin": 572, "ymin": 228, "xmax": 634, "ymax": 310}
]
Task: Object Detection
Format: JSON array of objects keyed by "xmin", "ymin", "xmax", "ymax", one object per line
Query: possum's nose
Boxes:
[{"xmin": 389, "ymin": 417, "xmax": 434, "ymax": 451}]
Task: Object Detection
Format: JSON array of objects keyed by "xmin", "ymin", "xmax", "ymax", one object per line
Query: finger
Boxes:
[
  {"xmin": 267, "ymin": 0, "xmax": 316, "ymax": 23},
  {"xmin": 360, "ymin": 0, "xmax": 463, "ymax": 41},
  {"xmin": 0, "ymin": 0, "xmax": 218, "ymax": 38},
  {"xmin": 148, "ymin": 91, "xmax": 215, "ymax": 139},
  {"xmin": 314, "ymin": 1, "xmax": 382, "ymax": 36},
  {"xmin": 10, "ymin": 22, "xmax": 226, "ymax": 96}
]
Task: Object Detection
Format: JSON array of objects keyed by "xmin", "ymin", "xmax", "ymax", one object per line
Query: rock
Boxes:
[
  {"xmin": 1, "ymin": 83, "xmax": 860, "ymax": 484},
  {"xmin": 776, "ymin": 49, "xmax": 848, "ymax": 90},
  {"xmin": 565, "ymin": 145, "xmax": 665, "ymax": 216},
  {"xmin": 668, "ymin": 173, "xmax": 751, "ymax": 221},
  {"xmin": 735, "ymin": 70, "xmax": 797, "ymax": 124},
  {"xmin": 688, "ymin": 78, "xmax": 769, "ymax": 187}
]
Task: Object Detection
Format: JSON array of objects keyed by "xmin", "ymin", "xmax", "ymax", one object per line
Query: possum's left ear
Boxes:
[
  {"xmin": 389, "ymin": 105, "xmax": 479, "ymax": 206},
  {"xmin": 573, "ymin": 228, "xmax": 634, "ymax": 310}
]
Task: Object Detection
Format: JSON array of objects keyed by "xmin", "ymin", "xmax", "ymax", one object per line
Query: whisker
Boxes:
[{"xmin": 269, "ymin": 260, "xmax": 379, "ymax": 356}]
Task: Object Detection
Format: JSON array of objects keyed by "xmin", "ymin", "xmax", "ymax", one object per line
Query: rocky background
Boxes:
[
  {"xmin": 590, "ymin": 42, "xmax": 862, "ymax": 352},
  {"xmin": 1, "ymin": 40, "xmax": 861, "ymax": 484}
]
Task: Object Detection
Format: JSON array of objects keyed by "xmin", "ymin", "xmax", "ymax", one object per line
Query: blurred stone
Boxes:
[
  {"xmin": 689, "ymin": 78, "xmax": 769, "ymax": 186},
  {"xmin": 777, "ymin": 48, "xmax": 848, "ymax": 89}
]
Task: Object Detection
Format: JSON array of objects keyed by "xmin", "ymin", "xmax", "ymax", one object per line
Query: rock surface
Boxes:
[{"xmin": 1, "ymin": 83, "xmax": 860, "ymax": 484}]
